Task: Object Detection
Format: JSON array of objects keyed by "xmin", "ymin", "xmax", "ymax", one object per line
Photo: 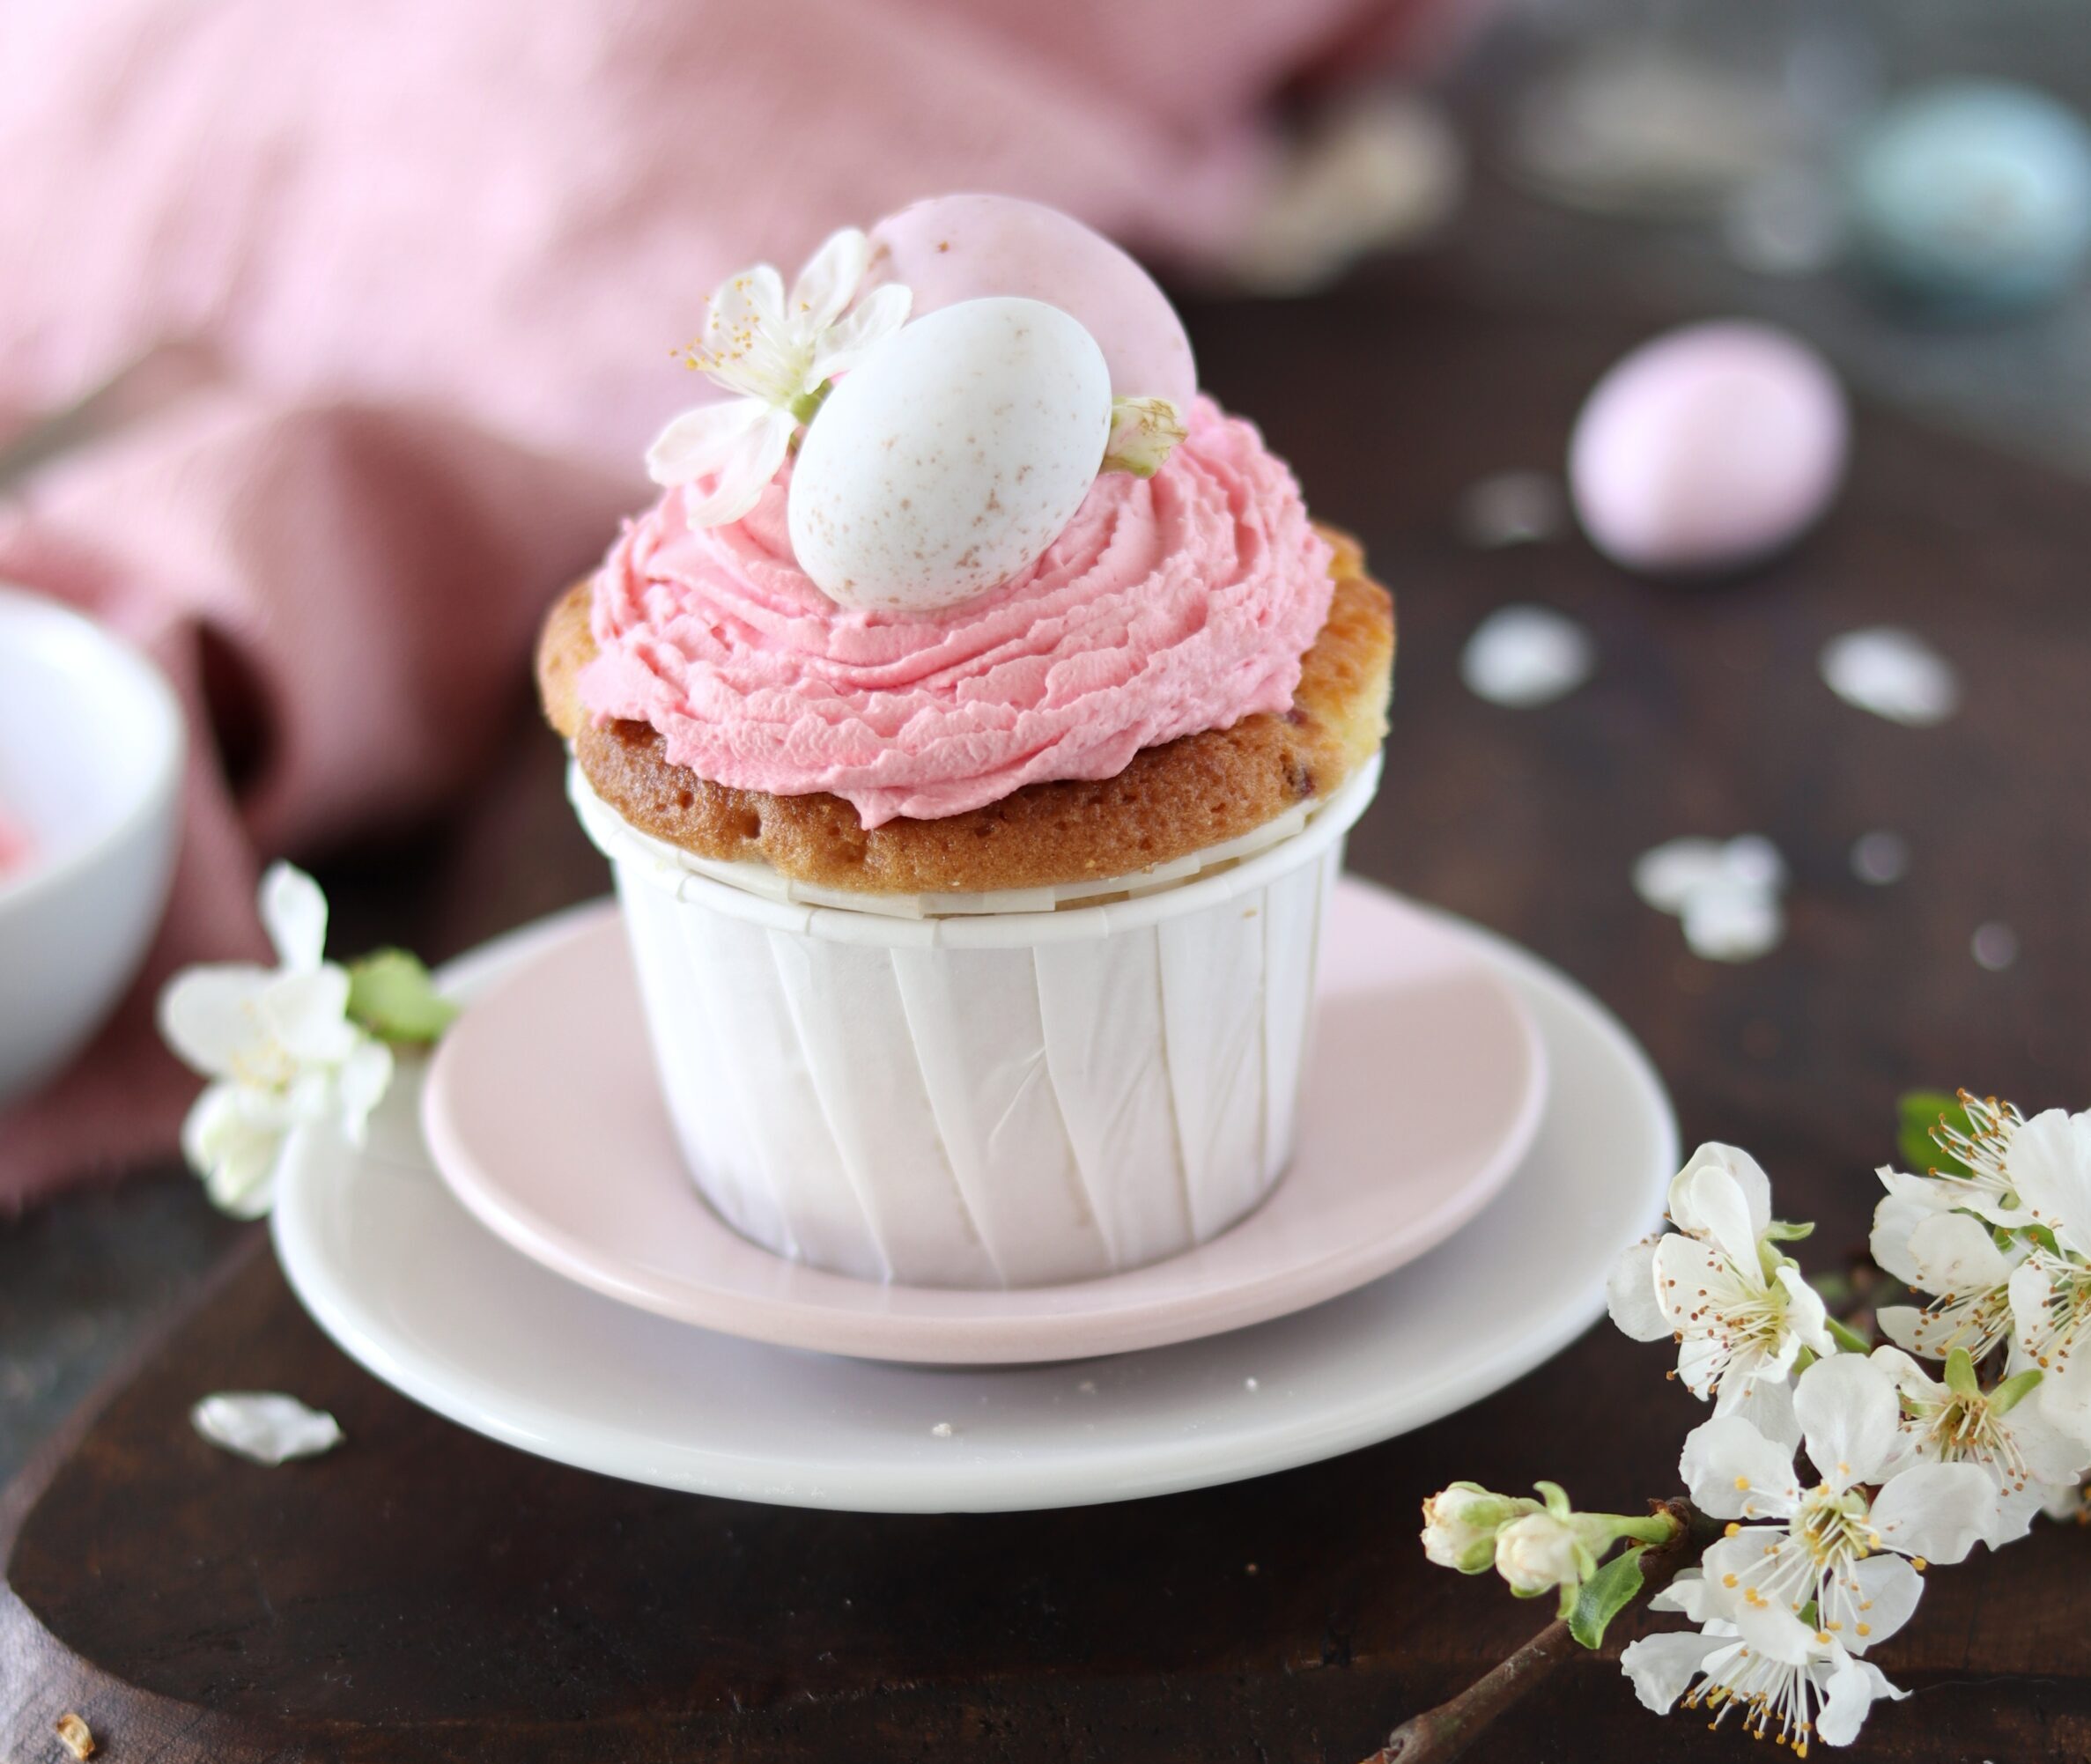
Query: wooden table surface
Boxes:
[{"xmin": 6, "ymin": 252, "xmax": 2091, "ymax": 1763}]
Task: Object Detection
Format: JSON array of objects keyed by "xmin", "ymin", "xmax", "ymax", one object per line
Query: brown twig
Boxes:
[{"xmin": 1359, "ymin": 1499, "xmax": 1706, "ymax": 1764}]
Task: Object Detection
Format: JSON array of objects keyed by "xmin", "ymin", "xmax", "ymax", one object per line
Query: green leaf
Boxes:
[
  {"xmin": 1991, "ymin": 1368, "xmax": 2044, "ymax": 1413},
  {"xmin": 1898, "ymin": 1091, "xmax": 1972, "ymax": 1176},
  {"xmin": 1568, "ymin": 1546, "xmax": 1646, "ymax": 1650},
  {"xmin": 1824, "ymin": 1316, "xmax": 1873, "ymax": 1354},
  {"xmin": 346, "ymin": 948, "xmax": 459, "ymax": 1045},
  {"xmin": 1763, "ymin": 1219, "xmax": 1817, "ymax": 1243}
]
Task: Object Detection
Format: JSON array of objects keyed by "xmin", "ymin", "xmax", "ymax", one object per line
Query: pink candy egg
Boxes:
[
  {"xmin": 1569, "ymin": 321, "xmax": 1848, "ymax": 575},
  {"xmin": 868, "ymin": 193, "xmax": 1196, "ymax": 410}
]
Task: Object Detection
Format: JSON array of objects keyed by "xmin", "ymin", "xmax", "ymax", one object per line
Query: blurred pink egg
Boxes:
[
  {"xmin": 868, "ymin": 193, "xmax": 1196, "ymax": 410},
  {"xmin": 1568, "ymin": 321, "xmax": 1848, "ymax": 575}
]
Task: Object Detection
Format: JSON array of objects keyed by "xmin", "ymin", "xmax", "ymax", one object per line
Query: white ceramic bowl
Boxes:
[{"xmin": 0, "ymin": 587, "xmax": 184, "ymax": 1111}]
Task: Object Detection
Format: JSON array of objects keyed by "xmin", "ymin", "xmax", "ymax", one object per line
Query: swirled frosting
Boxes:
[{"xmin": 580, "ymin": 397, "xmax": 1334, "ymax": 826}]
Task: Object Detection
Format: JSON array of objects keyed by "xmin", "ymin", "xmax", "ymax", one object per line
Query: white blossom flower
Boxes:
[
  {"xmin": 1419, "ymin": 1483, "xmax": 1535, "ymax": 1574},
  {"xmin": 1872, "ymin": 1207, "xmax": 2024, "ymax": 1362},
  {"xmin": 647, "ymin": 228, "xmax": 912, "ymax": 528},
  {"xmin": 1493, "ymin": 1510, "xmax": 1585, "ymax": 1596},
  {"xmin": 1609, "ymin": 1143, "xmax": 1828, "ymax": 1442},
  {"xmin": 159, "ymin": 864, "xmax": 393, "ymax": 1217},
  {"xmin": 1622, "ymin": 1618, "xmax": 1907, "ymax": 1752},
  {"xmin": 1870, "ymin": 1346, "xmax": 2087, "ymax": 1545},
  {"xmin": 1679, "ymin": 1354, "xmax": 1995, "ymax": 1664}
]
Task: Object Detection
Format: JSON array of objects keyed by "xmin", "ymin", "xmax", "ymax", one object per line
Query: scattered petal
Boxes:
[
  {"xmin": 1972, "ymin": 921, "xmax": 2019, "ymax": 971},
  {"xmin": 1633, "ymin": 838, "xmax": 1734, "ymax": 915},
  {"xmin": 191, "ymin": 1392, "xmax": 344, "ymax": 1465},
  {"xmin": 1636, "ymin": 835, "xmax": 1788, "ymax": 963},
  {"xmin": 1821, "ymin": 627, "xmax": 1960, "ymax": 726},
  {"xmin": 1682, "ymin": 881, "xmax": 1784, "ymax": 962},
  {"xmin": 1851, "ymin": 830, "xmax": 1910, "ymax": 884},
  {"xmin": 1456, "ymin": 470, "xmax": 1567, "ymax": 547},
  {"xmin": 1460, "ymin": 605, "xmax": 1594, "ymax": 707}
]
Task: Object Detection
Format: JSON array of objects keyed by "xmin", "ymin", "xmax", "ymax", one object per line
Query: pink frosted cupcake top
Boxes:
[{"xmin": 580, "ymin": 397, "xmax": 1334, "ymax": 827}]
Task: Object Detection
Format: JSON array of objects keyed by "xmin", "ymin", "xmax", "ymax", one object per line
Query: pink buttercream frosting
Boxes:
[{"xmin": 580, "ymin": 397, "xmax": 1334, "ymax": 826}]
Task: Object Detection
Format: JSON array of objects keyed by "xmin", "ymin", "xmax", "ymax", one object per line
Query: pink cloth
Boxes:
[{"xmin": 0, "ymin": 0, "xmax": 1456, "ymax": 1209}]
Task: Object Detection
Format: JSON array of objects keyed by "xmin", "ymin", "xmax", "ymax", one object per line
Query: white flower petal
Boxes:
[
  {"xmin": 678, "ymin": 412, "xmax": 794, "ymax": 528},
  {"xmin": 336, "ymin": 1037, "xmax": 395, "ymax": 1148},
  {"xmin": 645, "ymin": 396, "xmax": 770, "ymax": 487},
  {"xmin": 1868, "ymin": 1344, "xmax": 1939, "ymax": 1402},
  {"xmin": 1907, "ymin": 1210, "xmax": 2012, "ymax": 1295},
  {"xmin": 1729, "ymin": 1370, "xmax": 1803, "ymax": 1449},
  {"xmin": 1817, "ymin": 1651, "xmax": 1906, "ymax": 1747},
  {"xmin": 1606, "ymin": 1238, "xmax": 1670, "ymax": 1341},
  {"xmin": 2036, "ymin": 1348, "xmax": 2091, "ymax": 1451},
  {"xmin": 1647, "ymin": 1568, "xmax": 1721, "ymax": 1621},
  {"xmin": 1681, "ymin": 1415, "xmax": 1799, "ymax": 1521},
  {"xmin": 1670, "ymin": 1144, "xmax": 1774, "ymax": 1241},
  {"xmin": 262, "ymin": 966, "xmax": 358, "ymax": 1065},
  {"xmin": 159, "ymin": 965, "xmax": 275, "ymax": 1077},
  {"xmin": 2006, "ymin": 1109, "xmax": 2091, "ymax": 1254},
  {"xmin": 1868, "ymin": 1460, "xmax": 1999, "ymax": 1565},
  {"xmin": 1869, "ymin": 1189, "xmax": 1937, "ymax": 1287},
  {"xmin": 1633, "ymin": 839, "xmax": 1732, "ymax": 914},
  {"xmin": 1844, "ymin": 1554, "xmax": 1923, "ymax": 1651},
  {"xmin": 1776, "ymin": 1264, "xmax": 1832, "ymax": 1354},
  {"xmin": 1730, "ymin": 1586, "xmax": 1820, "ymax": 1664},
  {"xmin": 1796, "ymin": 1351, "xmax": 1901, "ymax": 1490},
  {"xmin": 1619, "ymin": 1630, "xmax": 1726, "ymax": 1715},
  {"xmin": 1876, "ymin": 1304, "xmax": 1930, "ymax": 1355},
  {"xmin": 1671, "ymin": 1159, "xmax": 1765, "ymax": 1272},
  {"xmin": 788, "ymin": 227, "xmax": 870, "ymax": 333},
  {"xmin": 182, "ymin": 1082, "xmax": 285, "ymax": 1218},
  {"xmin": 259, "ymin": 862, "xmax": 329, "ymax": 972},
  {"xmin": 809, "ymin": 281, "xmax": 913, "ymax": 380},
  {"xmin": 1987, "ymin": 1481, "xmax": 2045, "ymax": 1547},
  {"xmin": 191, "ymin": 1391, "xmax": 344, "ymax": 1465}
]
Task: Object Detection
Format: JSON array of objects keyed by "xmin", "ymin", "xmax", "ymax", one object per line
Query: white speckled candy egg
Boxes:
[
  {"xmin": 789, "ymin": 297, "xmax": 1111, "ymax": 613},
  {"xmin": 868, "ymin": 194, "xmax": 1196, "ymax": 410},
  {"xmin": 1568, "ymin": 321, "xmax": 1847, "ymax": 575}
]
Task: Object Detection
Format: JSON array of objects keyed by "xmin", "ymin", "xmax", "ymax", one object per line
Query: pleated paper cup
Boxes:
[{"xmin": 570, "ymin": 755, "xmax": 1381, "ymax": 1289}]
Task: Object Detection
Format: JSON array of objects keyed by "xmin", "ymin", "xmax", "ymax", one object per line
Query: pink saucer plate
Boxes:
[{"xmin": 421, "ymin": 884, "xmax": 1547, "ymax": 1364}]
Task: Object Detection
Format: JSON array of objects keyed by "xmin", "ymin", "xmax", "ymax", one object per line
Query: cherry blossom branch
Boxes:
[{"xmin": 1363, "ymin": 1500, "xmax": 1708, "ymax": 1764}]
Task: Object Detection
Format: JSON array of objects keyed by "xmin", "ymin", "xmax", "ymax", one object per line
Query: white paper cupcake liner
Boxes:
[{"xmin": 571, "ymin": 753, "xmax": 1381, "ymax": 1288}]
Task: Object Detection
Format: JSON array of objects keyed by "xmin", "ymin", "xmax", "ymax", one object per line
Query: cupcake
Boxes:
[{"xmin": 537, "ymin": 195, "xmax": 1393, "ymax": 1288}]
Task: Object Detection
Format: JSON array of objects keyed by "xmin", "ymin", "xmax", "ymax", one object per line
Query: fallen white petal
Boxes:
[
  {"xmin": 1633, "ymin": 838, "xmax": 1733, "ymax": 913},
  {"xmin": 1460, "ymin": 604, "xmax": 1594, "ymax": 707},
  {"xmin": 191, "ymin": 1391, "xmax": 344, "ymax": 1465},
  {"xmin": 1456, "ymin": 471, "xmax": 1567, "ymax": 547},
  {"xmin": 1851, "ymin": 830, "xmax": 1910, "ymax": 884},
  {"xmin": 1971, "ymin": 921, "xmax": 2019, "ymax": 971},
  {"xmin": 1820, "ymin": 628, "xmax": 1960, "ymax": 727},
  {"xmin": 1682, "ymin": 881, "xmax": 1784, "ymax": 962}
]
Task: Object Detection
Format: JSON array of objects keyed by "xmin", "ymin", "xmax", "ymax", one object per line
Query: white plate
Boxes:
[
  {"xmin": 418, "ymin": 899, "xmax": 1546, "ymax": 1362},
  {"xmin": 272, "ymin": 881, "xmax": 1675, "ymax": 1513}
]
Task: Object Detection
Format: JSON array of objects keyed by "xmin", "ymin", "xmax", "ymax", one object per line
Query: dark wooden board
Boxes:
[{"xmin": 8, "ymin": 262, "xmax": 2091, "ymax": 1762}]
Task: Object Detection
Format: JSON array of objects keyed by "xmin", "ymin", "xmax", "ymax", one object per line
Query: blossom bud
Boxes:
[
  {"xmin": 1493, "ymin": 1511, "xmax": 1584, "ymax": 1596},
  {"xmin": 1420, "ymin": 1482, "xmax": 1528, "ymax": 1574}
]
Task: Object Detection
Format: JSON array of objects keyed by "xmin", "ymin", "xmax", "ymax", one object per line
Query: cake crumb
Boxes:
[
  {"xmin": 55, "ymin": 1713, "xmax": 96, "ymax": 1759},
  {"xmin": 1076, "ymin": 1379, "xmax": 1097, "ymax": 1395},
  {"xmin": 1244, "ymin": 1377, "xmax": 1260, "ymax": 1391},
  {"xmin": 930, "ymin": 1421, "xmax": 955, "ymax": 1438}
]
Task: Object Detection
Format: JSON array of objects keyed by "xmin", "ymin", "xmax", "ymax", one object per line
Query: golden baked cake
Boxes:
[{"xmin": 538, "ymin": 532, "xmax": 1392, "ymax": 894}]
